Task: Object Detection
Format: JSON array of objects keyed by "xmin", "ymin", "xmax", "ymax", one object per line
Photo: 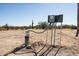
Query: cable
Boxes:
[
  {"xmin": 36, "ymin": 27, "xmax": 49, "ymax": 55},
  {"xmin": 24, "ymin": 24, "xmax": 50, "ymax": 55},
  {"xmin": 25, "ymin": 24, "xmax": 49, "ymax": 34},
  {"xmin": 34, "ymin": 25, "xmax": 49, "ymax": 55},
  {"xmin": 3, "ymin": 24, "xmax": 53, "ymax": 56}
]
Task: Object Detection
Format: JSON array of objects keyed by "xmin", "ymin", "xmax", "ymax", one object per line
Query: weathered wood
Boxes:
[
  {"xmin": 76, "ymin": 3, "xmax": 79, "ymax": 37},
  {"xmin": 77, "ymin": 3, "xmax": 79, "ymax": 30}
]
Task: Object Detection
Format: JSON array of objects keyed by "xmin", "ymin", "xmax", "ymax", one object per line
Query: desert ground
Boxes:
[{"xmin": 0, "ymin": 29, "xmax": 79, "ymax": 56}]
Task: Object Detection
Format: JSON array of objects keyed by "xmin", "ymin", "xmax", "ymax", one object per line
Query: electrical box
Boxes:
[
  {"xmin": 48, "ymin": 14, "xmax": 63, "ymax": 23},
  {"xmin": 55, "ymin": 14, "xmax": 63, "ymax": 23},
  {"xmin": 48, "ymin": 15, "xmax": 55, "ymax": 23}
]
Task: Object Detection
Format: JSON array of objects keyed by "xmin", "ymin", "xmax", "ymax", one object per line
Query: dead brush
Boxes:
[{"xmin": 31, "ymin": 41, "xmax": 44, "ymax": 48}]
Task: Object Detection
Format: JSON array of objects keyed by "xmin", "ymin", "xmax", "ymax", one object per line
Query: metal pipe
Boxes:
[
  {"xmin": 25, "ymin": 31, "xmax": 29, "ymax": 48},
  {"xmin": 51, "ymin": 23, "xmax": 54, "ymax": 45},
  {"xmin": 60, "ymin": 22, "xmax": 62, "ymax": 46},
  {"xmin": 53, "ymin": 23, "xmax": 57, "ymax": 46}
]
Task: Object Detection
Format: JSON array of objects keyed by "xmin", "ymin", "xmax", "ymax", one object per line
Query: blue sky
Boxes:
[{"xmin": 0, "ymin": 3, "xmax": 77, "ymax": 26}]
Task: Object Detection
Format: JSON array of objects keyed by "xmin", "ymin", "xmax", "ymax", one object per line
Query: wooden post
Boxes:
[{"xmin": 76, "ymin": 3, "xmax": 79, "ymax": 37}]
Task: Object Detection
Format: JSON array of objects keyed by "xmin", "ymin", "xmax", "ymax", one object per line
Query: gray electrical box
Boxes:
[
  {"xmin": 48, "ymin": 15, "xmax": 55, "ymax": 23},
  {"xmin": 48, "ymin": 14, "xmax": 63, "ymax": 23},
  {"xmin": 55, "ymin": 14, "xmax": 63, "ymax": 23}
]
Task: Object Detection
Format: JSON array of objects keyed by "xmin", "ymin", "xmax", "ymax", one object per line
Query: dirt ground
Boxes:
[{"xmin": 0, "ymin": 29, "xmax": 79, "ymax": 56}]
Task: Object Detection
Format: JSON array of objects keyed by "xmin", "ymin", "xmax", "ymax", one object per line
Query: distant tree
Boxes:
[
  {"xmin": 2, "ymin": 24, "xmax": 9, "ymax": 30},
  {"xmin": 71, "ymin": 25, "xmax": 77, "ymax": 29},
  {"xmin": 62, "ymin": 25, "xmax": 71, "ymax": 29},
  {"xmin": 57, "ymin": 24, "xmax": 77, "ymax": 29},
  {"xmin": 34, "ymin": 25, "xmax": 39, "ymax": 29},
  {"xmin": 28, "ymin": 25, "xmax": 32, "ymax": 29},
  {"xmin": 38, "ymin": 21, "xmax": 48, "ymax": 29}
]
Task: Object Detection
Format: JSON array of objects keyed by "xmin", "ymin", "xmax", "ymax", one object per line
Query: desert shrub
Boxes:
[{"xmin": 38, "ymin": 21, "xmax": 48, "ymax": 29}]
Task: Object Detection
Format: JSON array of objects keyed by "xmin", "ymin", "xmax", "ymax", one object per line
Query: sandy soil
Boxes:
[{"xmin": 0, "ymin": 29, "xmax": 79, "ymax": 56}]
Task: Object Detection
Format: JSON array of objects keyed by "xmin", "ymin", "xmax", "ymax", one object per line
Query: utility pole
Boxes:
[{"xmin": 76, "ymin": 3, "xmax": 79, "ymax": 37}]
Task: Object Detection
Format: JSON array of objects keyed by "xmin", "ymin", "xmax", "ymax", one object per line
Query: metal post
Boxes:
[
  {"xmin": 51, "ymin": 23, "xmax": 54, "ymax": 46},
  {"xmin": 60, "ymin": 22, "xmax": 62, "ymax": 46},
  {"xmin": 46, "ymin": 26, "xmax": 48, "ymax": 45},
  {"xmin": 53, "ymin": 23, "xmax": 57, "ymax": 46},
  {"xmin": 25, "ymin": 31, "xmax": 29, "ymax": 49}
]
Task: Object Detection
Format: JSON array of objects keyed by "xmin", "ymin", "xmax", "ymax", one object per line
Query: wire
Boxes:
[
  {"xmin": 25, "ymin": 25, "xmax": 49, "ymax": 34},
  {"xmin": 36, "ymin": 27, "xmax": 49, "ymax": 55},
  {"xmin": 25, "ymin": 24, "xmax": 50, "ymax": 55}
]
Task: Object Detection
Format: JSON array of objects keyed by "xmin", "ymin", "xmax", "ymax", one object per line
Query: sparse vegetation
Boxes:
[{"xmin": 0, "ymin": 22, "xmax": 77, "ymax": 31}]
